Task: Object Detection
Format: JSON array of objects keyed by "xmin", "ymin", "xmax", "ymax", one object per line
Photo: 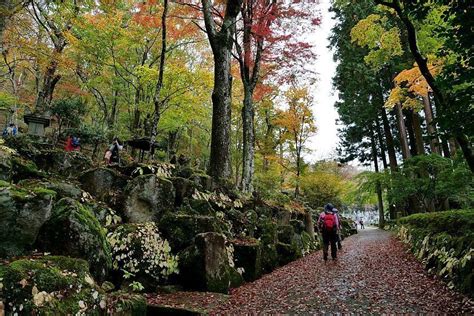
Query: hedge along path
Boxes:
[{"xmin": 210, "ymin": 228, "xmax": 474, "ymax": 314}]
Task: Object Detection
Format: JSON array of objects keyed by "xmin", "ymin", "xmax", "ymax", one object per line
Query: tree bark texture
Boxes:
[
  {"xmin": 370, "ymin": 127, "xmax": 385, "ymax": 228},
  {"xmin": 395, "ymin": 103, "xmax": 411, "ymax": 160},
  {"xmin": 422, "ymin": 94, "xmax": 440, "ymax": 154},
  {"xmin": 381, "ymin": 107, "xmax": 398, "ymax": 171}
]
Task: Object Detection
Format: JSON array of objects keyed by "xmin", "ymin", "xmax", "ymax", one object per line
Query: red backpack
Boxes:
[{"xmin": 322, "ymin": 212, "xmax": 336, "ymax": 232}]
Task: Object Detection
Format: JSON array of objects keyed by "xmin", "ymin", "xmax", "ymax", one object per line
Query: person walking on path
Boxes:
[
  {"xmin": 317, "ymin": 203, "xmax": 339, "ymax": 261},
  {"xmin": 332, "ymin": 207, "xmax": 343, "ymax": 250},
  {"xmin": 359, "ymin": 219, "xmax": 365, "ymax": 229},
  {"xmin": 105, "ymin": 137, "xmax": 123, "ymax": 165}
]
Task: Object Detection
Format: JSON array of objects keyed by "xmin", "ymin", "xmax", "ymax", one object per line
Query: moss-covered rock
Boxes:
[
  {"xmin": 277, "ymin": 225, "xmax": 295, "ymax": 244},
  {"xmin": 340, "ymin": 217, "xmax": 357, "ymax": 238},
  {"xmin": 158, "ymin": 212, "xmax": 223, "ymax": 252},
  {"xmin": 33, "ymin": 150, "xmax": 93, "ymax": 178},
  {"xmin": 398, "ymin": 209, "xmax": 474, "ymax": 297},
  {"xmin": 123, "ymin": 174, "xmax": 175, "ymax": 223},
  {"xmin": 79, "ymin": 167, "xmax": 128, "ymax": 205},
  {"xmin": 35, "ymin": 198, "xmax": 112, "ymax": 281},
  {"xmin": 0, "ymin": 256, "xmax": 106, "ymax": 315},
  {"xmin": 290, "ymin": 219, "xmax": 305, "ymax": 234},
  {"xmin": 232, "ymin": 238, "xmax": 262, "ymax": 281},
  {"xmin": 10, "ymin": 156, "xmax": 44, "ymax": 182},
  {"xmin": 18, "ymin": 179, "xmax": 83, "ymax": 200},
  {"xmin": 179, "ymin": 233, "xmax": 235, "ymax": 293},
  {"xmin": 0, "ymin": 184, "xmax": 55, "ymax": 258},
  {"xmin": 171, "ymin": 177, "xmax": 202, "ymax": 207},
  {"xmin": 276, "ymin": 241, "xmax": 300, "ymax": 266},
  {"xmin": 87, "ymin": 201, "xmax": 123, "ymax": 228},
  {"xmin": 260, "ymin": 243, "xmax": 279, "ymax": 274}
]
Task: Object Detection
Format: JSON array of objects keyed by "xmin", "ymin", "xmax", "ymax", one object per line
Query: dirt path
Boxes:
[{"xmin": 211, "ymin": 228, "xmax": 473, "ymax": 314}]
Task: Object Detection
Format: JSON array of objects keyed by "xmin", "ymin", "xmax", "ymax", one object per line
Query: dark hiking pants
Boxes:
[{"xmin": 322, "ymin": 231, "xmax": 337, "ymax": 260}]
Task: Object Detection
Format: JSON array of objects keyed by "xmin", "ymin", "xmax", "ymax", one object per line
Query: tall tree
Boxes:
[
  {"xmin": 276, "ymin": 85, "xmax": 316, "ymax": 197},
  {"xmin": 201, "ymin": 0, "xmax": 243, "ymax": 182},
  {"xmin": 374, "ymin": 0, "xmax": 474, "ymax": 171}
]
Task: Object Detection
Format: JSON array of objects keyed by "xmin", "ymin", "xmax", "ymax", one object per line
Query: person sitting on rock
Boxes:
[{"xmin": 317, "ymin": 203, "xmax": 339, "ymax": 261}]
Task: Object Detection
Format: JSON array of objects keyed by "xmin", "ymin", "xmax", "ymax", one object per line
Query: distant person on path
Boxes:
[
  {"xmin": 3, "ymin": 123, "xmax": 17, "ymax": 137},
  {"xmin": 64, "ymin": 135, "xmax": 75, "ymax": 152},
  {"xmin": 105, "ymin": 137, "xmax": 123, "ymax": 165},
  {"xmin": 318, "ymin": 203, "xmax": 339, "ymax": 261},
  {"xmin": 333, "ymin": 207, "xmax": 343, "ymax": 250},
  {"xmin": 359, "ymin": 219, "xmax": 365, "ymax": 229},
  {"xmin": 71, "ymin": 136, "xmax": 81, "ymax": 151}
]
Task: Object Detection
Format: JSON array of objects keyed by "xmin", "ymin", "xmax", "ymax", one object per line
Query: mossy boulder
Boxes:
[
  {"xmin": 87, "ymin": 201, "xmax": 122, "ymax": 228},
  {"xmin": 256, "ymin": 219, "xmax": 278, "ymax": 245},
  {"xmin": 277, "ymin": 225, "xmax": 295, "ymax": 244},
  {"xmin": 0, "ymin": 256, "xmax": 106, "ymax": 315},
  {"xmin": 123, "ymin": 174, "xmax": 175, "ymax": 223},
  {"xmin": 10, "ymin": 156, "xmax": 44, "ymax": 182},
  {"xmin": 18, "ymin": 179, "xmax": 83, "ymax": 200},
  {"xmin": 276, "ymin": 241, "xmax": 300, "ymax": 266},
  {"xmin": 0, "ymin": 184, "xmax": 55, "ymax": 258},
  {"xmin": 158, "ymin": 212, "xmax": 223, "ymax": 251},
  {"xmin": 398, "ymin": 210, "xmax": 474, "ymax": 296},
  {"xmin": 275, "ymin": 207, "xmax": 292, "ymax": 225},
  {"xmin": 340, "ymin": 217, "xmax": 357, "ymax": 238},
  {"xmin": 260, "ymin": 243, "xmax": 279, "ymax": 274},
  {"xmin": 0, "ymin": 145, "xmax": 13, "ymax": 181},
  {"xmin": 171, "ymin": 177, "xmax": 202, "ymax": 207},
  {"xmin": 290, "ymin": 219, "xmax": 305, "ymax": 234},
  {"xmin": 35, "ymin": 198, "xmax": 112, "ymax": 281},
  {"xmin": 179, "ymin": 232, "xmax": 236, "ymax": 293},
  {"xmin": 33, "ymin": 150, "xmax": 93, "ymax": 178},
  {"xmin": 79, "ymin": 167, "xmax": 128, "ymax": 204},
  {"xmin": 232, "ymin": 238, "xmax": 262, "ymax": 281}
]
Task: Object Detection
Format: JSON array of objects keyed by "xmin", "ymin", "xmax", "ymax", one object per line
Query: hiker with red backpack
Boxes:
[{"xmin": 317, "ymin": 203, "xmax": 339, "ymax": 261}]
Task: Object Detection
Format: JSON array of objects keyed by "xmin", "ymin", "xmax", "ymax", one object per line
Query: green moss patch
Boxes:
[
  {"xmin": 35, "ymin": 198, "xmax": 112, "ymax": 281},
  {"xmin": 0, "ymin": 256, "xmax": 106, "ymax": 315}
]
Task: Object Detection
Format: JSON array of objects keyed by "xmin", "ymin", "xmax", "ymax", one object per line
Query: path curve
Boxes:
[{"xmin": 211, "ymin": 228, "xmax": 473, "ymax": 314}]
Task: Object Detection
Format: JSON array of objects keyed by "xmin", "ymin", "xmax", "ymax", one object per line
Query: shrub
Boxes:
[
  {"xmin": 397, "ymin": 209, "xmax": 474, "ymax": 296},
  {"xmin": 107, "ymin": 222, "xmax": 179, "ymax": 287}
]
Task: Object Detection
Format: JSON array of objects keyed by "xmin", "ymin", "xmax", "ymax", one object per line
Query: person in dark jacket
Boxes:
[{"xmin": 317, "ymin": 203, "xmax": 339, "ymax": 261}]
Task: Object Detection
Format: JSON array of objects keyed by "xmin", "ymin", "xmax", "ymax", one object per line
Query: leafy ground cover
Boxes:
[{"xmin": 147, "ymin": 229, "xmax": 474, "ymax": 314}]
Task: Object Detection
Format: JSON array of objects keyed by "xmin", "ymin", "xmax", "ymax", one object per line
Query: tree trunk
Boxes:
[
  {"xmin": 209, "ymin": 50, "xmax": 233, "ymax": 180},
  {"xmin": 35, "ymin": 54, "xmax": 61, "ymax": 112},
  {"xmin": 456, "ymin": 134, "xmax": 474, "ymax": 170},
  {"xmin": 405, "ymin": 109, "xmax": 418, "ymax": 156},
  {"xmin": 295, "ymin": 150, "xmax": 301, "ymax": 198},
  {"xmin": 149, "ymin": 0, "xmax": 168, "ymax": 160},
  {"xmin": 241, "ymin": 87, "xmax": 255, "ymax": 192},
  {"xmin": 381, "ymin": 107, "xmax": 398, "ymax": 170},
  {"xmin": 370, "ymin": 127, "xmax": 385, "ymax": 228},
  {"xmin": 422, "ymin": 94, "xmax": 440, "ymax": 154},
  {"xmin": 395, "ymin": 103, "xmax": 411, "ymax": 159},
  {"xmin": 376, "ymin": 117, "xmax": 388, "ymax": 169},
  {"xmin": 412, "ymin": 110, "xmax": 425, "ymax": 155},
  {"xmin": 202, "ymin": 0, "xmax": 242, "ymax": 182},
  {"xmin": 441, "ymin": 137, "xmax": 451, "ymax": 158}
]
